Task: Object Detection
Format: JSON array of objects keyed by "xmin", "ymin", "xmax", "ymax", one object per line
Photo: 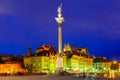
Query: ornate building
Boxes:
[
  {"xmin": 63, "ymin": 43, "xmax": 93, "ymax": 73},
  {"xmin": 24, "ymin": 44, "xmax": 120, "ymax": 74},
  {"xmin": 24, "ymin": 44, "xmax": 66, "ymax": 74},
  {"xmin": 24, "ymin": 44, "xmax": 93, "ymax": 74}
]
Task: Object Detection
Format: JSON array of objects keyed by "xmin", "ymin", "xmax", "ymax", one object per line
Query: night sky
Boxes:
[{"xmin": 0, "ymin": 0, "xmax": 120, "ymax": 59}]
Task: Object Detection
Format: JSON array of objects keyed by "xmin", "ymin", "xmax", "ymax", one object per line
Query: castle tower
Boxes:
[
  {"xmin": 63, "ymin": 43, "xmax": 72, "ymax": 52},
  {"xmin": 55, "ymin": 4, "xmax": 64, "ymax": 73}
]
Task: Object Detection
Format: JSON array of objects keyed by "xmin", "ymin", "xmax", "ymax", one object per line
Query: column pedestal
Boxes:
[{"xmin": 56, "ymin": 56, "xmax": 63, "ymax": 74}]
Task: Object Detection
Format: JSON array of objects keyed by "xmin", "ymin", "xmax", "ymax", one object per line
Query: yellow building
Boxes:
[
  {"xmin": 24, "ymin": 45, "xmax": 66, "ymax": 74},
  {"xmin": 0, "ymin": 63, "xmax": 27, "ymax": 75},
  {"xmin": 24, "ymin": 44, "xmax": 94, "ymax": 74},
  {"xmin": 64, "ymin": 43, "xmax": 93, "ymax": 73},
  {"xmin": 93, "ymin": 56, "xmax": 110, "ymax": 73}
]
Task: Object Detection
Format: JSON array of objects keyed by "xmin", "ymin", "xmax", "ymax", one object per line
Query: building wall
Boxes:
[
  {"xmin": 93, "ymin": 62, "xmax": 110, "ymax": 73},
  {"xmin": 71, "ymin": 55, "xmax": 79, "ymax": 70},
  {"xmin": 83, "ymin": 57, "xmax": 93, "ymax": 72},
  {"xmin": 24, "ymin": 54, "xmax": 64, "ymax": 73},
  {"xmin": 49, "ymin": 55, "xmax": 57, "ymax": 73},
  {"xmin": 32, "ymin": 56, "xmax": 42, "ymax": 73},
  {"xmin": 0, "ymin": 63, "xmax": 27, "ymax": 74},
  {"xmin": 66, "ymin": 55, "xmax": 93, "ymax": 73}
]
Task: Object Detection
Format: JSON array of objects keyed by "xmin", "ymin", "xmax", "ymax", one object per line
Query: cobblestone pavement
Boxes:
[{"xmin": 0, "ymin": 75, "xmax": 119, "ymax": 80}]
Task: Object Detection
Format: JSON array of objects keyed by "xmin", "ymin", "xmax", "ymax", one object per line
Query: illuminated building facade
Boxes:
[
  {"xmin": 64, "ymin": 43, "xmax": 93, "ymax": 73},
  {"xmin": 0, "ymin": 55, "xmax": 27, "ymax": 75},
  {"xmin": 24, "ymin": 45, "xmax": 66, "ymax": 74},
  {"xmin": 0, "ymin": 63, "xmax": 27, "ymax": 74},
  {"xmin": 24, "ymin": 44, "xmax": 93, "ymax": 74},
  {"xmin": 93, "ymin": 56, "xmax": 110, "ymax": 73},
  {"xmin": 24, "ymin": 44, "xmax": 120, "ymax": 75}
]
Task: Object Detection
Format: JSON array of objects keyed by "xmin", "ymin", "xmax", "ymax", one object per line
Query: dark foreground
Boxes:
[{"xmin": 0, "ymin": 75, "xmax": 119, "ymax": 80}]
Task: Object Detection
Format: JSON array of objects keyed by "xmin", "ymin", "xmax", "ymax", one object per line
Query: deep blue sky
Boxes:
[{"xmin": 0, "ymin": 0, "xmax": 120, "ymax": 58}]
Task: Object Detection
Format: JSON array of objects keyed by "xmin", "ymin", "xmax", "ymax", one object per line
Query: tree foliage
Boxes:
[
  {"xmin": 110, "ymin": 62, "xmax": 119, "ymax": 70},
  {"xmin": 0, "ymin": 56, "xmax": 4, "ymax": 64}
]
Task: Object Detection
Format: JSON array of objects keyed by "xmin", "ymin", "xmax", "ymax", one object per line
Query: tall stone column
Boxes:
[
  {"xmin": 55, "ymin": 4, "xmax": 64, "ymax": 73},
  {"xmin": 58, "ymin": 23, "xmax": 62, "ymax": 54}
]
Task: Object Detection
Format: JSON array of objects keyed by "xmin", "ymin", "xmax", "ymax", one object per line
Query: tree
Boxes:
[
  {"xmin": 110, "ymin": 61, "xmax": 119, "ymax": 70},
  {"xmin": 0, "ymin": 56, "xmax": 4, "ymax": 64},
  {"xmin": 25, "ymin": 64, "xmax": 33, "ymax": 72}
]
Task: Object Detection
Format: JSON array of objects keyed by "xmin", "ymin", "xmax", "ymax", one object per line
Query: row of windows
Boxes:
[{"xmin": 93, "ymin": 63, "xmax": 103, "ymax": 66}]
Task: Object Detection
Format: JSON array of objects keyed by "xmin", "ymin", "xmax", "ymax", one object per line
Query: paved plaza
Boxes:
[{"xmin": 0, "ymin": 75, "xmax": 119, "ymax": 80}]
